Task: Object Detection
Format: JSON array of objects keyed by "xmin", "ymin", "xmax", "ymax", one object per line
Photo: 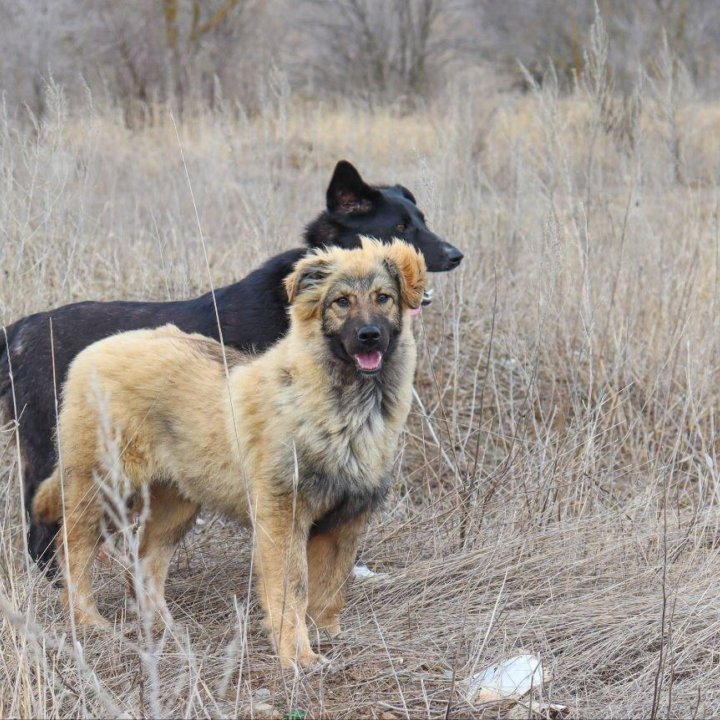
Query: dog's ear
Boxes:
[
  {"xmin": 285, "ymin": 253, "xmax": 335, "ymax": 307},
  {"xmin": 396, "ymin": 184, "xmax": 417, "ymax": 205},
  {"xmin": 326, "ymin": 160, "xmax": 381, "ymax": 215},
  {"xmin": 384, "ymin": 240, "xmax": 426, "ymax": 310}
]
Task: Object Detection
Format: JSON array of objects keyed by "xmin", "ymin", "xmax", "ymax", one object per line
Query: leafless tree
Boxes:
[
  {"xmin": 0, "ymin": 0, "xmax": 264, "ymax": 122},
  {"xmin": 301, "ymin": 0, "xmax": 463, "ymax": 109},
  {"xmin": 469, "ymin": 0, "xmax": 720, "ymax": 93},
  {"xmin": 0, "ymin": 1, "xmax": 79, "ymax": 119},
  {"xmin": 94, "ymin": 0, "xmax": 262, "ymax": 119}
]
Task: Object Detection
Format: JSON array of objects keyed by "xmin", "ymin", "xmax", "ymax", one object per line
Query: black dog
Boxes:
[{"xmin": 0, "ymin": 160, "xmax": 463, "ymax": 570}]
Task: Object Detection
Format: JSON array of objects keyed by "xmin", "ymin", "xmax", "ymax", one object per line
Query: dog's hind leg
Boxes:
[
  {"xmin": 26, "ymin": 449, "xmax": 62, "ymax": 573},
  {"xmin": 306, "ymin": 513, "xmax": 369, "ymax": 639},
  {"xmin": 17, "ymin": 410, "xmax": 61, "ymax": 571},
  {"xmin": 132, "ymin": 483, "xmax": 199, "ymax": 625},
  {"xmin": 61, "ymin": 469, "xmax": 108, "ymax": 628}
]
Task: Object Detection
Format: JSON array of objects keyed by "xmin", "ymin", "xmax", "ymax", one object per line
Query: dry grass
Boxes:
[{"xmin": 2, "ymin": 67, "xmax": 720, "ymax": 718}]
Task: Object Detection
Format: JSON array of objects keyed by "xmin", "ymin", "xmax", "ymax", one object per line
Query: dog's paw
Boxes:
[
  {"xmin": 284, "ymin": 647, "xmax": 330, "ymax": 672},
  {"xmin": 75, "ymin": 609, "xmax": 111, "ymax": 630},
  {"xmin": 320, "ymin": 622, "xmax": 341, "ymax": 640},
  {"xmin": 311, "ymin": 613, "xmax": 341, "ymax": 640},
  {"xmin": 302, "ymin": 652, "xmax": 331, "ymax": 672}
]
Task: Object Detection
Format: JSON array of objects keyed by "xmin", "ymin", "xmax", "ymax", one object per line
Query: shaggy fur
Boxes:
[
  {"xmin": 32, "ymin": 239, "xmax": 425, "ymax": 669},
  {"xmin": 1, "ymin": 159, "xmax": 461, "ymax": 570}
]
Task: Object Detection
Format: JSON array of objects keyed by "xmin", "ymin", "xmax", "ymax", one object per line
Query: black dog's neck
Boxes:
[{"xmin": 304, "ymin": 213, "xmax": 344, "ymax": 249}]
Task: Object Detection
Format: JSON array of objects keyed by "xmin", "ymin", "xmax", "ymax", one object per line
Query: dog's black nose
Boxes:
[
  {"xmin": 358, "ymin": 325, "xmax": 381, "ymax": 345},
  {"xmin": 445, "ymin": 245, "xmax": 464, "ymax": 268}
]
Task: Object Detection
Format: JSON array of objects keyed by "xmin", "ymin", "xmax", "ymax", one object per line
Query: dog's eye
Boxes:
[
  {"xmin": 376, "ymin": 293, "xmax": 391, "ymax": 305},
  {"xmin": 334, "ymin": 297, "xmax": 350, "ymax": 308},
  {"xmin": 396, "ymin": 223, "xmax": 409, "ymax": 233}
]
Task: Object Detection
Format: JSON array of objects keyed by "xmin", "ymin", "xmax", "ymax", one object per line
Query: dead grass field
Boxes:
[{"xmin": 2, "ymin": 68, "xmax": 720, "ymax": 718}]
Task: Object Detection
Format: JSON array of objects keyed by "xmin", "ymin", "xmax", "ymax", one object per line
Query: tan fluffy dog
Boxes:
[{"xmin": 33, "ymin": 238, "xmax": 425, "ymax": 668}]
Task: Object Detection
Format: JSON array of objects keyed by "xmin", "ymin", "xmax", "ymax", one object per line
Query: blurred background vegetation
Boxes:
[{"xmin": 2, "ymin": 0, "xmax": 719, "ymax": 122}]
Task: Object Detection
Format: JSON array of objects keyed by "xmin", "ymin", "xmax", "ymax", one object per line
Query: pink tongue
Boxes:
[
  {"xmin": 409, "ymin": 306, "xmax": 422, "ymax": 316},
  {"xmin": 354, "ymin": 351, "xmax": 383, "ymax": 371}
]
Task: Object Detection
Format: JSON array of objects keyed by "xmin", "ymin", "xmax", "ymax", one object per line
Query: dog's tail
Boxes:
[{"xmin": 32, "ymin": 470, "xmax": 63, "ymax": 524}]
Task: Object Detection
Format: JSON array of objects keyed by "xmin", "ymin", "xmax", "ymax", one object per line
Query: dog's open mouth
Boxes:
[{"xmin": 354, "ymin": 351, "xmax": 383, "ymax": 373}]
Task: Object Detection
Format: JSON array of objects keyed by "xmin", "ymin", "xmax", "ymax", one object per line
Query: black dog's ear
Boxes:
[
  {"xmin": 327, "ymin": 160, "xmax": 380, "ymax": 215},
  {"xmin": 285, "ymin": 252, "xmax": 335, "ymax": 309},
  {"xmin": 397, "ymin": 184, "xmax": 417, "ymax": 205}
]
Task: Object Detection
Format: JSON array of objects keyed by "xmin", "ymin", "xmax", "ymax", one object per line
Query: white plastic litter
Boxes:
[
  {"xmin": 520, "ymin": 700, "xmax": 570, "ymax": 719},
  {"xmin": 466, "ymin": 653, "xmax": 543, "ymax": 704},
  {"xmin": 352, "ymin": 562, "xmax": 391, "ymax": 581}
]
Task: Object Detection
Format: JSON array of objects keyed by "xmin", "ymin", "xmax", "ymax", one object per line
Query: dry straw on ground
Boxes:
[{"xmin": 2, "ymin": 52, "xmax": 720, "ymax": 718}]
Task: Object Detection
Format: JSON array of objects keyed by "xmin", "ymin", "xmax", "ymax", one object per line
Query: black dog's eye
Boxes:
[
  {"xmin": 396, "ymin": 223, "xmax": 409, "ymax": 233},
  {"xmin": 376, "ymin": 293, "xmax": 391, "ymax": 305},
  {"xmin": 335, "ymin": 297, "xmax": 351, "ymax": 308}
]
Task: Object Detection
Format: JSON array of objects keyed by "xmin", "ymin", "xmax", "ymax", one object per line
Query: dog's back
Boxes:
[
  {"xmin": 56, "ymin": 326, "xmax": 247, "ymax": 497},
  {"xmin": 32, "ymin": 326, "xmax": 246, "ymax": 523}
]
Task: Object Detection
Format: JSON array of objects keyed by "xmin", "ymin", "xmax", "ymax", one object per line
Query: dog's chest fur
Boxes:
[
  {"xmin": 294, "ymin": 375, "xmax": 402, "ymax": 533},
  {"xmin": 306, "ymin": 379, "xmax": 385, "ymax": 474},
  {"xmin": 234, "ymin": 341, "xmax": 413, "ymax": 535}
]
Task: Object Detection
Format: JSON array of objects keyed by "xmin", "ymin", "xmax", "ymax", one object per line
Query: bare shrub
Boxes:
[
  {"xmin": 289, "ymin": 0, "xmax": 464, "ymax": 109},
  {"xmin": 0, "ymin": 0, "xmax": 265, "ymax": 123},
  {"xmin": 471, "ymin": 0, "xmax": 720, "ymax": 93},
  {"xmin": 89, "ymin": 0, "xmax": 263, "ymax": 121}
]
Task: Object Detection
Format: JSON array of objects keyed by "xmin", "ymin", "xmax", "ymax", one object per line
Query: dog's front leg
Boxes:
[
  {"xmin": 307, "ymin": 512, "xmax": 370, "ymax": 638},
  {"xmin": 253, "ymin": 501, "xmax": 325, "ymax": 669}
]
